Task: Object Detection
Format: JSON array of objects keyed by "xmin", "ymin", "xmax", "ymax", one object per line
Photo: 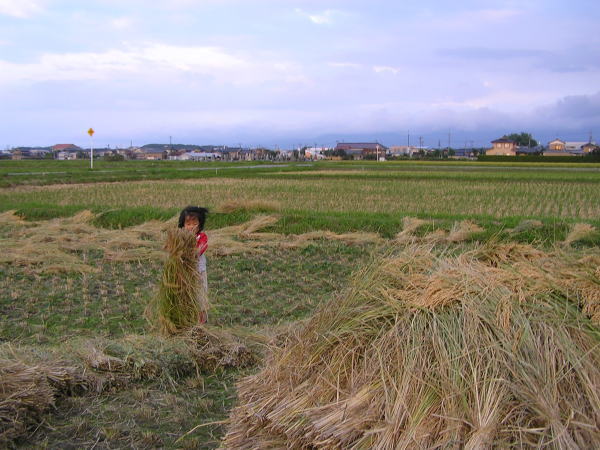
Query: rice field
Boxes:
[
  {"xmin": 1, "ymin": 160, "xmax": 599, "ymax": 448},
  {"xmin": 2, "ymin": 168, "xmax": 600, "ymax": 221}
]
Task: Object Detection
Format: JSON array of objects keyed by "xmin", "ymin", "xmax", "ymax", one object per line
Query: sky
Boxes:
[{"xmin": 0, "ymin": 0, "xmax": 599, "ymax": 148}]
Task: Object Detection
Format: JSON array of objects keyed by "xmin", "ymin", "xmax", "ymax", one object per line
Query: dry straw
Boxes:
[
  {"xmin": 146, "ymin": 228, "xmax": 204, "ymax": 336},
  {"xmin": 224, "ymin": 242, "xmax": 600, "ymax": 449},
  {"xmin": 563, "ymin": 222, "xmax": 597, "ymax": 246},
  {"xmin": 447, "ymin": 219, "xmax": 484, "ymax": 242},
  {"xmin": 0, "ymin": 359, "xmax": 100, "ymax": 445},
  {"xmin": 0, "ymin": 210, "xmax": 169, "ymax": 273},
  {"xmin": 0, "ymin": 212, "xmax": 379, "ymax": 273}
]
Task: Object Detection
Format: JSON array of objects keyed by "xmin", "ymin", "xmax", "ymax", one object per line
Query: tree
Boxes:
[{"xmin": 503, "ymin": 132, "xmax": 538, "ymax": 147}]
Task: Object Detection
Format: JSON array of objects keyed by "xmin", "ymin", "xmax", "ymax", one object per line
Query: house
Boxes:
[
  {"xmin": 565, "ymin": 142, "xmax": 588, "ymax": 152},
  {"xmin": 389, "ymin": 146, "xmax": 419, "ymax": 157},
  {"xmin": 547, "ymin": 139, "xmax": 566, "ymax": 151},
  {"xmin": 486, "ymin": 138, "xmax": 517, "ymax": 156},
  {"xmin": 217, "ymin": 147, "xmax": 243, "ymax": 161},
  {"xmin": 334, "ymin": 142, "xmax": 388, "ymax": 160},
  {"xmin": 57, "ymin": 151, "xmax": 78, "ymax": 160},
  {"xmin": 451, "ymin": 148, "xmax": 477, "ymax": 158},
  {"xmin": 29, "ymin": 148, "xmax": 51, "ymax": 158},
  {"xmin": 134, "ymin": 147, "xmax": 167, "ymax": 160},
  {"xmin": 544, "ymin": 139, "xmax": 590, "ymax": 156},
  {"xmin": 177, "ymin": 151, "xmax": 221, "ymax": 161},
  {"xmin": 304, "ymin": 147, "xmax": 329, "ymax": 160},
  {"xmin": 582, "ymin": 142, "xmax": 598, "ymax": 154}
]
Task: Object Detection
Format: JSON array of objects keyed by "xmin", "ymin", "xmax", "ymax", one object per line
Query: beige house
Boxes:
[
  {"xmin": 486, "ymin": 138, "xmax": 517, "ymax": 156},
  {"xmin": 548, "ymin": 139, "xmax": 566, "ymax": 151}
]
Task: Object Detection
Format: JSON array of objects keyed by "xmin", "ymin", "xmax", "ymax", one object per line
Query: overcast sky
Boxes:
[{"xmin": 1, "ymin": 0, "xmax": 599, "ymax": 148}]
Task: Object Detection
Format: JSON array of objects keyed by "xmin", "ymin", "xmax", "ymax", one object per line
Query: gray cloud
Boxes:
[{"xmin": 543, "ymin": 92, "xmax": 600, "ymax": 120}]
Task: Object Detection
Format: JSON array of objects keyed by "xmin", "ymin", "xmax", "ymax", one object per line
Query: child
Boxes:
[{"xmin": 178, "ymin": 206, "xmax": 209, "ymax": 324}]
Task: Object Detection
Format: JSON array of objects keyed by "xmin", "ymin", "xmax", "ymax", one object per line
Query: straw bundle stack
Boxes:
[
  {"xmin": 224, "ymin": 242, "xmax": 600, "ymax": 449},
  {"xmin": 0, "ymin": 360, "xmax": 97, "ymax": 445},
  {"xmin": 147, "ymin": 228, "xmax": 203, "ymax": 335}
]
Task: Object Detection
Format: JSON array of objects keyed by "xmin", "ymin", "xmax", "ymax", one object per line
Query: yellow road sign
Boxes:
[{"xmin": 88, "ymin": 128, "xmax": 95, "ymax": 137}]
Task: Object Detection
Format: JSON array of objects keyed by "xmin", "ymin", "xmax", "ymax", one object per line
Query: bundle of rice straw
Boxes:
[
  {"xmin": 0, "ymin": 360, "xmax": 98, "ymax": 445},
  {"xmin": 184, "ymin": 326, "xmax": 260, "ymax": 371},
  {"xmin": 146, "ymin": 228, "xmax": 203, "ymax": 335},
  {"xmin": 224, "ymin": 242, "xmax": 600, "ymax": 449}
]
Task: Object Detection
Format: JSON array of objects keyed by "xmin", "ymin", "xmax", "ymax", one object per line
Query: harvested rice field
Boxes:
[{"xmin": 1, "ymin": 160, "xmax": 599, "ymax": 448}]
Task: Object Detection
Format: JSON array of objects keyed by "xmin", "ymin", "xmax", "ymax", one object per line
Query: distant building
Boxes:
[
  {"xmin": 135, "ymin": 147, "xmax": 167, "ymax": 160},
  {"xmin": 565, "ymin": 141, "xmax": 588, "ymax": 152},
  {"xmin": 389, "ymin": 145, "xmax": 419, "ymax": 157},
  {"xmin": 486, "ymin": 138, "xmax": 517, "ymax": 156},
  {"xmin": 547, "ymin": 139, "xmax": 566, "ymax": 151},
  {"xmin": 52, "ymin": 144, "xmax": 80, "ymax": 152},
  {"xmin": 57, "ymin": 151, "xmax": 78, "ymax": 160},
  {"xmin": 582, "ymin": 142, "xmax": 598, "ymax": 154},
  {"xmin": 544, "ymin": 139, "xmax": 592, "ymax": 156},
  {"xmin": 334, "ymin": 142, "xmax": 388, "ymax": 160},
  {"xmin": 304, "ymin": 147, "xmax": 329, "ymax": 160},
  {"xmin": 176, "ymin": 151, "xmax": 221, "ymax": 161}
]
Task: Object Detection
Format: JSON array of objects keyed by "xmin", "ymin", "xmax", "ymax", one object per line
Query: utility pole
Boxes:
[{"xmin": 448, "ymin": 130, "xmax": 451, "ymax": 150}]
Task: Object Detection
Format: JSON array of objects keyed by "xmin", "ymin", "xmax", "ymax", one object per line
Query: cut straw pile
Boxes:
[
  {"xmin": 0, "ymin": 211, "xmax": 380, "ymax": 273},
  {"xmin": 0, "ymin": 210, "xmax": 167, "ymax": 273},
  {"xmin": 146, "ymin": 228, "xmax": 204, "ymax": 335},
  {"xmin": 0, "ymin": 359, "xmax": 100, "ymax": 445},
  {"xmin": 224, "ymin": 242, "xmax": 600, "ymax": 449}
]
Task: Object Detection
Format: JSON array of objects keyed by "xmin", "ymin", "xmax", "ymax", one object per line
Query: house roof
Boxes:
[
  {"xmin": 52, "ymin": 144, "xmax": 79, "ymax": 151},
  {"xmin": 491, "ymin": 138, "xmax": 515, "ymax": 144}
]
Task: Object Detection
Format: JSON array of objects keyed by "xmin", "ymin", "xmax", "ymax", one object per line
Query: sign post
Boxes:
[{"xmin": 87, "ymin": 128, "xmax": 95, "ymax": 169}]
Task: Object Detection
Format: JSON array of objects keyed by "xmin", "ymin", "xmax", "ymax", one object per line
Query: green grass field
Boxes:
[{"xmin": 1, "ymin": 159, "xmax": 599, "ymax": 448}]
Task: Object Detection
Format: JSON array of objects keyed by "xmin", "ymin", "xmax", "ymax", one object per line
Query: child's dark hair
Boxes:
[{"xmin": 178, "ymin": 206, "xmax": 208, "ymax": 231}]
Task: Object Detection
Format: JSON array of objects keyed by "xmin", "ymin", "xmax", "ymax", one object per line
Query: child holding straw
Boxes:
[{"xmin": 179, "ymin": 206, "xmax": 209, "ymax": 324}]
